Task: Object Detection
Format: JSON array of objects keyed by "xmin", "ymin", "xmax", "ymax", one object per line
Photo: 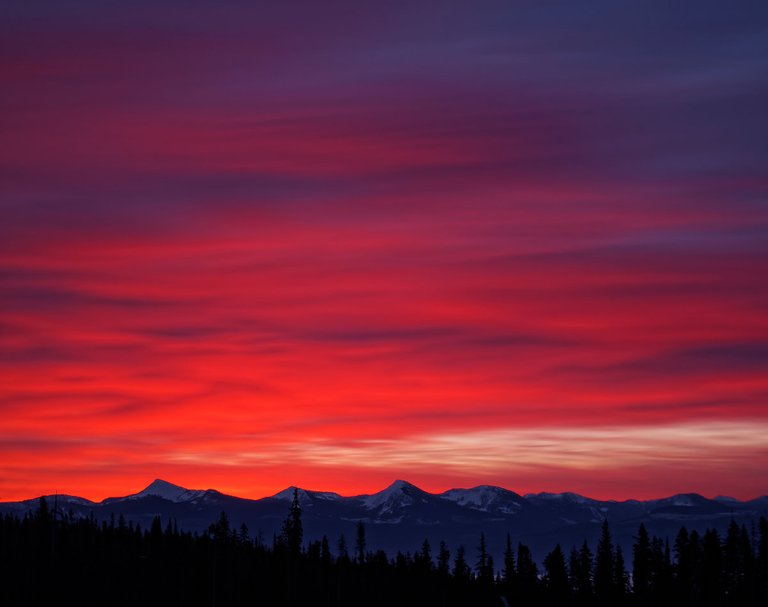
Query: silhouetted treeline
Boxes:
[{"xmin": 1, "ymin": 491, "xmax": 767, "ymax": 606}]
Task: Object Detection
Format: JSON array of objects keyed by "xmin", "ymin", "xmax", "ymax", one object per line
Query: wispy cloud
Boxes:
[{"xmin": 1, "ymin": 0, "xmax": 767, "ymax": 501}]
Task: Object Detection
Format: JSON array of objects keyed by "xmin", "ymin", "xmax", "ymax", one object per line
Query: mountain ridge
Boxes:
[
  {"xmin": 2, "ymin": 478, "xmax": 765, "ymax": 563},
  {"xmin": 7, "ymin": 477, "xmax": 766, "ymax": 506}
]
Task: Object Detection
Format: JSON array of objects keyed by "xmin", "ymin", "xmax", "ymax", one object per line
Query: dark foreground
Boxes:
[{"xmin": 1, "ymin": 493, "xmax": 766, "ymax": 606}]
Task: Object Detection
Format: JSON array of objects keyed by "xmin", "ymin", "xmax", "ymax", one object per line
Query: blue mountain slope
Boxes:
[{"xmin": 3, "ymin": 480, "xmax": 765, "ymax": 563}]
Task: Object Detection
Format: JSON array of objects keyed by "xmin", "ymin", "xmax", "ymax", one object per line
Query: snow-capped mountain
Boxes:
[
  {"xmin": 272, "ymin": 486, "xmax": 342, "ymax": 503},
  {"xmin": 127, "ymin": 479, "xmax": 206, "ymax": 503},
  {"xmin": 440, "ymin": 485, "xmax": 527, "ymax": 514},
  {"xmin": 359, "ymin": 480, "xmax": 427, "ymax": 512},
  {"xmin": 2, "ymin": 480, "xmax": 765, "ymax": 563}
]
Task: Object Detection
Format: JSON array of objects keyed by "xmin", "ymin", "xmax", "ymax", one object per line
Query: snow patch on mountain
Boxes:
[
  {"xmin": 131, "ymin": 479, "xmax": 205, "ymax": 503},
  {"xmin": 361, "ymin": 480, "xmax": 420, "ymax": 512},
  {"xmin": 714, "ymin": 495, "xmax": 739, "ymax": 504},
  {"xmin": 526, "ymin": 492, "xmax": 595, "ymax": 505},
  {"xmin": 271, "ymin": 487, "xmax": 342, "ymax": 502},
  {"xmin": 440, "ymin": 485, "xmax": 522, "ymax": 513},
  {"xmin": 313, "ymin": 492, "xmax": 343, "ymax": 501},
  {"xmin": 55, "ymin": 495, "xmax": 94, "ymax": 506},
  {"xmin": 649, "ymin": 493, "xmax": 706, "ymax": 508},
  {"xmin": 272, "ymin": 487, "xmax": 307, "ymax": 501}
]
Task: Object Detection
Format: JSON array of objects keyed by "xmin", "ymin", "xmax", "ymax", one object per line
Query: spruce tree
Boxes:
[
  {"xmin": 453, "ymin": 545, "xmax": 471, "ymax": 580},
  {"xmin": 517, "ymin": 542, "xmax": 539, "ymax": 602},
  {"xmin": 543, "ymin": 544, "xmax": 569, "ymax": 606},
  {"xmin": 613, "ymin": 545, "xmax": 628, "ymax": 602},
  {"xmin": 571, "ymin": 540, "xmax": 593, "ymax": 607},
  {"xmin": 279, "ymin": 488, "xmax": 303, "ymax": 556},
  {"xmin": 419, "ymin": 538, "xmax": 433, "ymax": 571},
  {"xmin": 633, "ymin": 523, "xmax": 651, "ymax": 599},
  {"xmin": 355, "ymin": 521, "xmax": 366, "ymax": 564},
  {"xmin": 501, "ymin": 533, "xmax": 517, "ymax": 602},
  {"xmin": 476, "ymin": 533, "xmax": 492, "ymax": 583},
  {"xmin": 594, "ymin": 520, "xmax": 614, "ymax": 605},
  {"xmin": 437, "ymin": 541, "xmax": 451, "ymax": 576}
]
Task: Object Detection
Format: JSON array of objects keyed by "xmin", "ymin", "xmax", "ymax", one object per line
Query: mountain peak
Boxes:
[
  {"xmin": 272, "ymin": 486, "xmax": 304, "ymax": 500},
  {"xmin": 361, "ymin": 480, "xmax": 425, "ymax": 511},
  {"xmin": 440, "ymin": 485, "xmax": 525, "ymax": 512},
  {"xmin": 133, "ymin": 479, "xmax": 202, "ymax": 503},
  {"xmin": 271, "ymin": 486, "xmax": 343, "ymax": 503},
  {"xmin": 387, "ymin": 479, "xmax": 416, "ymax": 491}
]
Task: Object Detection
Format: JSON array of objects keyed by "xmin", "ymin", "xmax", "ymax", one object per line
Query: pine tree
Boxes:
[
  {"xmin": 453, "ymin": 545, "xmax": 471, "ymax": 580},
  {"xmin": 543, "ymin": 544, "xmax": 569, "ymax": 606},
  {"xmin": 723, "ymin": 519, "xmax": 754, "ymax": 604},
  {"xmin": 649, "ymin": 536, "xmax": 672, "ymax": 603},
  {"xmin": 594, "ymin": 520, "xmax": 614, "ymax": 606},
  {"xmin": 633, "ymin": 523, "xmax": 651, "ymax": 598},
  {"xmin": 418, "ymin": 538, "xmax": 433, "ymax": 571},
  {"xmin": 701, "ymin": 529, "xmax": 724, "ymax": 606},
  {"xmin": 476, "ymin": 533, "xmax": 492, "ymax": 583},
  {"xmin": 673, "ymin": 526, "xmax": 691, "ymax": 597},
  {"xmin": 517, "ymin": 542, "xmax": 539, "ymax": 602},
  {"xmin": 279, "ymin": 488, "xmax": 303, "ymax": 556},
  {"xmin": 437, "ymin": 540, "xmax": 451, "ymax": 576},
  {"xmin": 355, "ymin": 521, "xmax": 366, "ymax": 564},
  {"xmin": 571, "ymin": 541, "xmax": 593, "ymax": 607},
  {"xmin": 501, "ymin": 533, "xmax": 516, "ymax": 602},
  {"xmin": 36, "ymin": 496, "xmax": 50, "ymax": 524},
  {"xmin": 613, "ymin": 545, "xmax": 628, "ymax": 602},
  {"xmin": 211, "ymin": 511, "xmax": 231, "ymax": 543},
  {"xmin": 758, "ymin": 517, "xmax": 768, "ymax": 604},
  {"xmin": 321, "ymin": 534, "xmax": 331, "ymax": 565},
  {"xmin": 337, "ymin": 533, "xmax": 349, "ymax": 562}
]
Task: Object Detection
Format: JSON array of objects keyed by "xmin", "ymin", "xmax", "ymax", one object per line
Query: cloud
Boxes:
[{"xmin": 1, "ymin": 0, "xmax": 767, "ymax": 502}]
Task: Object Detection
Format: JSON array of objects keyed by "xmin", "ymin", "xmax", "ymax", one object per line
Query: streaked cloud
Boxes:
[{"xmin": 1, "ymin": 1, "xmax": 766, "ymax": 501}]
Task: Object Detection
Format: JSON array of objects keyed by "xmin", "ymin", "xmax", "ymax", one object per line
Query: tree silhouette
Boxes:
[
  {"xmin": 613, "ymin": 545, "xmax": 628, "ymax": 602},
  {"xmin": 633, "ymin": 523, "xmax": 651, "ymax": 599},
  {"xmin": 517, "ymin": 542, "xmax": 539, "ymax": 602},
  {"xmin": 355, "ymin": 521, "xmax": 366, "ymax": 564},
  {"xmin": 437, "ymin": 540, "xmax": 451, "ymax": 576},
  {"xmin": 3, "ymin": 499, "xmax": 767, "ymax": 607},
  {"xmin": 279, "ymin": 488, "xmax": 303, "ymax": 556},
  {"xmin": 453, "ymin": 545, "xmax": 471, "ymax": 580},
  {"xmin": 543, "ymin": 544, "xmax": 569, "ymax": 606},
  {"xmin": 568, "ymin": 540, "xmax": 592, "ymax": 607},
  {"xmin": 476, "ymin": 532, "xmax": 493, "ymax": 584},
  {"xmin": 594, "ymin": 520, "xmax": 614, "ymax": 605}
]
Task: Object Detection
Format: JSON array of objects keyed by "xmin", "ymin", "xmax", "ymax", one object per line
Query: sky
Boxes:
[{"xmin": 2, "ymin": 1, "xmax": 768, "ymax": 502}]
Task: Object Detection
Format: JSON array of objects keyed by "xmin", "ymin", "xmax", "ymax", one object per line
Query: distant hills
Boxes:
[{"xmin": 2, "ymin": 479, "xmax": 766, "ymax": 562}]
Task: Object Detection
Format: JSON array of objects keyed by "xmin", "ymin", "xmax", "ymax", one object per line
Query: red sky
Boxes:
[{"xmin": 2, "ymin": 1, "xmax": 767, "ymax": 502}]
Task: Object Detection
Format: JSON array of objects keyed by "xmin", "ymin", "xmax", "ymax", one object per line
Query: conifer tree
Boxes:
[
  {"xmin": 337, "ymin": 533, "xmax": 349, "ymax": 562},
  {"xmin": 571, "ymin": 540, "xmax": 593, "ymax": 606},
  {"xmin": 758, "ymin": 517, "xmax": 768, "ymax": 604},
  {"xmin": 437, "ymin": 541, "xmax": 451, "ymax": 576},
  {"xmin": 355, "ymin": 521, "xmax": 366, "ymax": 564},
  {"xmin": 419, "ymin": 538, "xmax": 433, "ymax": 571},
  {"xmin": 517, "ymin": 542, "xmax": 539, "ymax": 601},
  {"xmin": 701, "ymin": 528, "xmax": 724, "ymax": 604},
  {"xmin": 279, "ymin": 488, "xmax": 303, "ymax": 556},
  {"xmin": 632, "ymin": 523, "xmax": 651, "ymax": 598},
  {"xmin": 453, "ymin": 545, "xmax": 471, "ymax": 580},
  {"xmin": 613, "ymin": 545, "xmax": 628, "ymax": 601},
  {"xmin": 321, "ymin": 534, "xmax": 331, "ymax": 565},
  {"xmin": 543, "ymin": 544, "xmax": 569, "ymax": 606},
  {"xmin": 594, "ymin": 520, "xmax": 614, "ymax": 605},
  {"xmin": 502, "ymin": 532, "xmax": 516, "ymax": 588},
  {"xmin": 476, "ymin": 533, "xmax": 492, "ymax": 583}
]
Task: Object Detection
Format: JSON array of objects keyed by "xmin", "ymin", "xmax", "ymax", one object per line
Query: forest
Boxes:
[{"xmin": 1, "ymin": 490, "xmax": 766, "ymax": 606}]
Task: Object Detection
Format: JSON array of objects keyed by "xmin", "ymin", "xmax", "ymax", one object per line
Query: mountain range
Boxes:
[{"xmin": 3, "ymin": 479, "xmax": 766, "ymax": 563}]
